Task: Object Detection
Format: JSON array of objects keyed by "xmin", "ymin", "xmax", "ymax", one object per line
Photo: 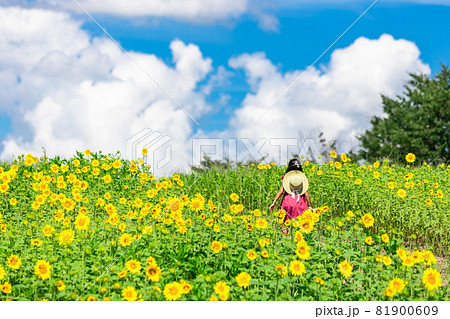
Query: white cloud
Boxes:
[
  {"xmin": 0, "ymin": 6, "xmax": 434, "ymax": 174},
  {"xmin": 2, "ymin": 0, "xmax": 449, "ymax": 34},
  {"xmin": 21, "ymin": 0, "xmax": 249, "ymax": 23},
  {"xmin": 226, "ymin": 33, "xmax": 430, "ymax": 163},
  {"xmin": 0, "ymin": 6, "xmax": 213, "ymax": 175}
]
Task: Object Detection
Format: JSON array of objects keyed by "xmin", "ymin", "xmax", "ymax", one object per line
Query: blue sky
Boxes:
[
  {"xmin": 0, "ymin": 0, "xmax": 449, "ymax": 171},
  {"xmin": 78, "ymin": 2, "xmax": 450, "ymax": 133}
]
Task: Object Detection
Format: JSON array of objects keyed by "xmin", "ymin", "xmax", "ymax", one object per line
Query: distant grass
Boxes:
[{"xmin": 182, "ymin": 160, "xmax": 450, "ymax": 256}]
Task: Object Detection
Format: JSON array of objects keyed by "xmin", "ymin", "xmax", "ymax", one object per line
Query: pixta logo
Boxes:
[
  {"xmin": 126, "ymin": 128, "xmax": 172, "ymax": 173},
  {"xmin": 192, "ymin": 137, "xmax": 324, "ymax": 167}
]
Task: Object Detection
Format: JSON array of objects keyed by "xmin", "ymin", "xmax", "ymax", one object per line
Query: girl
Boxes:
[{"xmin": 269, "ymin": 159, "xmax": 312, "ymax": 233}]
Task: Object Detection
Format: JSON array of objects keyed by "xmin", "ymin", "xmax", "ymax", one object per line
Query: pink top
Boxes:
[{"xmin": 281, "ymin": 175, "xmax": 308, "ymax": 220}]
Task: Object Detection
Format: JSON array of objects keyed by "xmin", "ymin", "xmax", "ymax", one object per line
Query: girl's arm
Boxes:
[
  {"xmin": 304, "ymin": 191, "xmax": 312, "ymax": 209},
  {"xmin": 269, "ymin": 186, "xmax": 284, "ymax": 211}
]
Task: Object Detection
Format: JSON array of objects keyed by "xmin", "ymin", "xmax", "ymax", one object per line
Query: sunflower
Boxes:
[
  {"xmin": 107, "ymin": 213, "xmax": 120, "ymax": 226},
  {"xmin": 247, "ymin": 249, "xmax": 257, "ymax": 260},
  {"xmin": 205, "ymin": 218, "xmax": 214, "ymax": 227},
  {"xmin": 58, "ymin": 228, "xmax": 75, "ymax": 246},
  {"xmin": 34, "ymin": 260, "xmax": 52, "ymax": 280},
  {"xmin": 230, "ymin": 193, "xmax": 239, "ymax": 202},
  {"xmin": 253, "ymin": 209, "xmax": 262, "ymax": 217},
  {"xmin": 397, "ymin": 189, "xmax": 407, "ymax": 199},
  {"xmin": 255, "ymin": 218, "xmax": 268, "ymax": 229},
  {"xmin": 389, "ymin": 278, "xmax": 406, "ymax": 293},
  {"xmin": 7, "ymin": 254, "xmax": 22, "ymax": 270},
  {"xmin": 142, "ymin": 225, "xmax": 153, "ymax": 235},
  {"xmin": 396, "ymin": 247, "xmax": 408, "ymax": 260},
  {"xmin": 223, "ymin": 214, "xmax": 233, "ymax": 223},
  {"xmin": 54, "ymin": 210, "xmax": 65, "ymax": 222},
  {"xmin": 0, "ymin": 282, "xmax": 12, "ymax": 294},
  {"xmin": 361, "ymin": 213, "xmax": 374, "ymax": 228},
  {"xmin": 422, "ymin": 268, "xmax": 442, "ymax": 291},
  {"xmin": 295, "ymin": 242, "xmax": 311, "ymax": 260},
  {"xmin": 384, "ymin": 285, "xmax": 396, "ymax": 298},
  {"xmin": 0, "ymin": 265, "xmax": 6, "ymax": 280},
  {"xmin": 261, "ymin": 250, "xmax": 269, "ymax": 258},
  {"xmin": 118, "ymin": 233, "xmax": 133, "ymax": 247},
  {"xmin": 180, "ymin": 280, "xmax": 192, "ymax": 295},
  {"xmin": 210, "ymin": 240, "xmax": 223, "ymax": 253},
  {"xmin": 42, "ymin": 224, "xmax": 55, "ymax": 237},
  {"xmin": 117, "ymin": 269, "xmax": 127, "ymax": 279},
  {"xmin": 257, "ymin": 238, "xmax": 266, "ymax": 247},
  {"xmin": 421, "ymin": 250, "xmax": 437, "ymax": 266},
  {"xmin": 235, "ymin": 272, "xmax": 251, "ymax": 288},
  {"xmin": 145, "ymin": 264, "xmax": 162, "ymax": 282},
  {"xmin": 74, "ymin": 214, "xmax": 90, "ymax": 231},
  {"xmin": 402, "ymin": 256, "xmax": 415, "ymax": 267},
  {"xmin": 338, "ymin": 260, "xmax": 353, "ymax": 279},
  {"xmin": 177, "ymin": 226, "xmax": 188, "ymax": 234},
  {"xmin": 294, "ymin": 231, "xmax": 304, "ymax": 243},
  {"xmin": 57, "ymin": 280, "xmax": 66, "ymax": 291},
  {"xmin": 122, "ymin": 286, "xmax": 138, "ymax": 301},
  {"xmin": 365, "ymin": 236, "xmax": 373, "ymax": 245},
  {"xmin": 405, "ymin": 153, "xmax": 416, "ymax": 163},
  {"xmin": 299, "ymin": 219, "xmax": 314, "ymax": 233},
  {"xmin": 146, "ymin": 256, "xmax": 157, "ymax": 266},
  {"xmin": 381, "ymin": 233, "xmax": 389, "ymax": 243},
  {"xmin": 31, "ymin": 238, "xmax": 43, "ymax": 247},
  {"xmin": 383, "ymin": 256, "xmax": 393, "ymax": 266},
  {"xmin": 189, "ymin": 198, "xmax": 204, "ymax": 212},
  {"xmin": 163, "ymin": 282, "xmax": 183, "ymax": 301},
  {"xmin": 125, "ymin": 259, "xmax": 142, "ymax": 274},
  {"xmin": 289, "ymin": 260, "xmax": 305, "ymax": 276},
  {"xmin": 214, "ymin": 281, "xmax": 230, "ymax": 300},
  {"xmin": 411, "ymin": 250, "xmax": 423, "ymax": 264}
]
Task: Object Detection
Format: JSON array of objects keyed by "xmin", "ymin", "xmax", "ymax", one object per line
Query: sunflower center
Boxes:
[
  {"xmin": 428, "ymin": 274, "xmax": 435, "ymax": 284},
  {"xmin": 39, "ymin": 265, "xmax": 47, "ymax": 274},
  {"xmin": 169, "ymin": 287, "xmax": 178, "ymax": 295}
]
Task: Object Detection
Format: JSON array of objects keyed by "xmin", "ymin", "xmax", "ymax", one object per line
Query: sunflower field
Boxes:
[{"xmin": 0, "ymin": 150, "xmax": 448, "ymax": 301}]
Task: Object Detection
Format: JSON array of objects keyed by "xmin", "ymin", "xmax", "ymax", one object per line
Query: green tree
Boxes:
[{"xmin": 357, "ymin": 64, "xmax": 450, "ymax": 164}]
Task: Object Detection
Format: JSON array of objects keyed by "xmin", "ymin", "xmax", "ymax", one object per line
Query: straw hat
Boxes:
[{"xmin": 283, "ymin": 170, "xmax": 308, "ymax": 196}]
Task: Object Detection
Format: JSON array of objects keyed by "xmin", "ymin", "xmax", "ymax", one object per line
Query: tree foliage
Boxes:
[{"xmin": 357, "ymin": 64, "xmax": 450, "ymax": 164}]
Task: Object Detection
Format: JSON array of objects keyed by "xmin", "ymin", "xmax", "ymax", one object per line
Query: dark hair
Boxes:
[{"xmin": 285, "ymin": 158, "xmax": 303, "ymax": 174}]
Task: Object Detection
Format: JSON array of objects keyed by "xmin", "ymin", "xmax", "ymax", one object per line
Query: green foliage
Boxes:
[
  {"xmin": 357, "ymin": 64, "xmax": 450, "ymax": 164},
  {"xmin": 0, "ymin": 151, "xmax": 448, "ymax": 300}
]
